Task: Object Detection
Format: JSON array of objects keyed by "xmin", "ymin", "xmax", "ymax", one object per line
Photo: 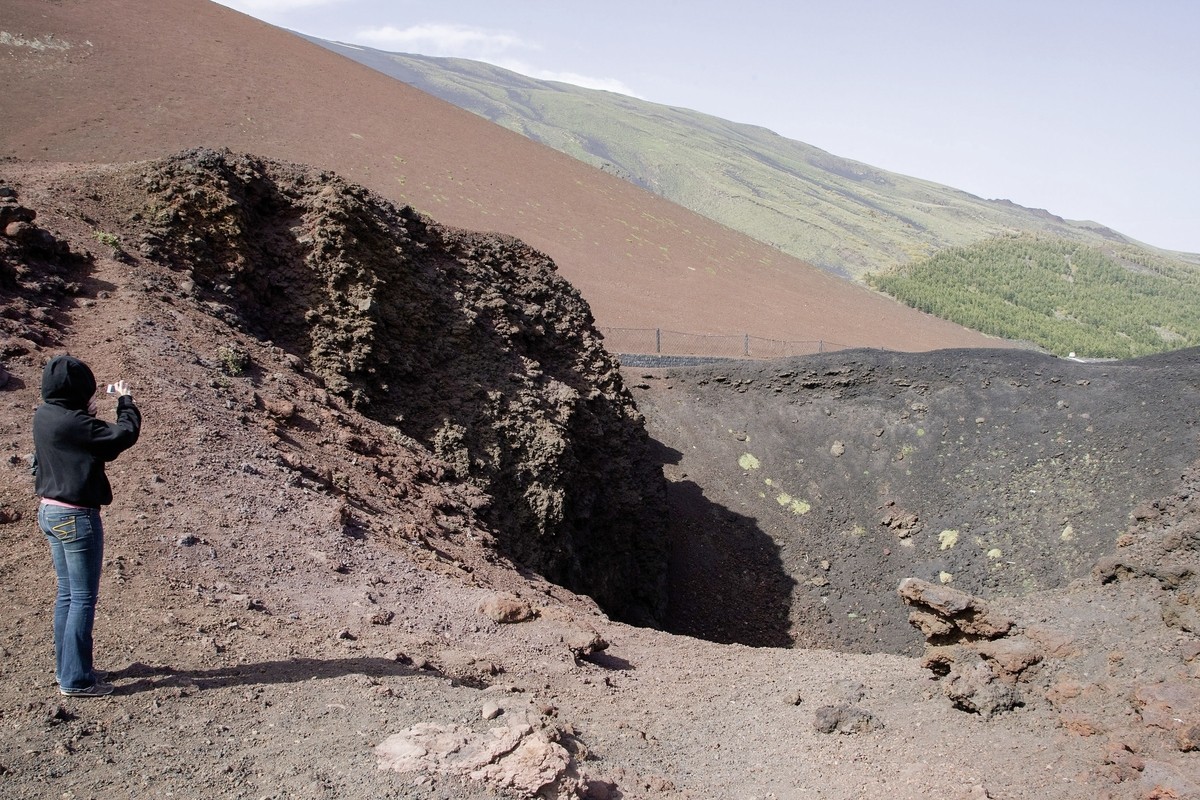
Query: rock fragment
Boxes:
[
  {"xmin": 376, "ymin": 713, "xmax": 582, "ymax": 798},
  {"xmin": 813, "ymin": 704, "xmax": 882, "ymax": 734},
  {"xmin": 940, "ymin": 649, "xmax": 1021, "ymax": 718},
  {"xmin": 563, "ymin": 626, "xmax": 608, "ymax": 661},
  {"xmin": 1134, "ymin": 681, "xmax": 1200, "ymax": 751},
  {"xmin": 901, "ymin": 578, "xmax": 1033, "ymax": 718},
  {"xmin": 479, "ymin": 594, "xmax": 535, "ymax": 624},
  {"xmin": 898, "ymin": 577, "xmax": 1013, "ymax": 643},
  {"xmin": 975, "ymin": 638, "xmax": 1043, "ymax": 680}
]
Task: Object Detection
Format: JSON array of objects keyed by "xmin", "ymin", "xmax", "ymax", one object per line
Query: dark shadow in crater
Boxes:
[{"xmin": 660, "ymin": 470, "xmax": 796, "ymax": 648}]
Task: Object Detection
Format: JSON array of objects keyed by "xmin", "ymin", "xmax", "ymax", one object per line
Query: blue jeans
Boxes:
[{"xmin": 39, "ymin": 503, "xmax": 104, "ymax": 691}]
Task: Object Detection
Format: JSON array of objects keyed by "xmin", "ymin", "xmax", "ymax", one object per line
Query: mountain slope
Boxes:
[
  {"xmin": 0, "ymin": 0, "xmax": 1002, "ymax": 352},
  {"xmin": 311, "ymin": 44, "xmax": 1197, "ymax": 281}
]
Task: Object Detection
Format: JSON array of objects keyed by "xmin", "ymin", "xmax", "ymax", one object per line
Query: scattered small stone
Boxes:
[
  {"xmin": 564, "ymin": 627, "xmax": 608, "ymax": 660},
  {"xmin": 38, "ymin": 703, "xmax": 73, "ymax": 727},
  {"xmin": 813, "ymin": 704, "xmax": 882, "ymax": 734},
  {"xmin": 1101, "ymin": 741, "xmax": 1144, "ymax": 782},
  {"xmin": 385, "ymin": 650, "xmax": 412, "ymax": 664},
  {"xmin": 478, "ymin": 594, "xmax": 535, "ymax": 624},
  {"xmin": 177, "ymin": 535, "xmax": 200, "ymax": 547},
  {"xmin": 838, "ymin": 681, "xmax": 866, "ymax": 703},
  {"xmin": 1045, "ymin": 679, "xmax": 1084, "ymax": 706},
  {"xmin": 583, "ymin": 779, "xmax": 618, "ymax": 800},
  {"xmin": 336, "ymin": 629, "xmax": 355, "ymax": 641},
  {"xmin": 1178, "ymin": 724, "xmax": 1200, "ymax": 752},
  {"xmin": 1059, "ymin": 712, "xmax": 1104, "ymax": 737},
  {"xmin": 370, "ymin": 610, "xmax": 394, "ymax": 626},
  {"xmin": 481, "ymin": 701, "xmax": 503, "ymax": 720},
  {"xmin": 1092, "ymin": 556, "xmax": 1144, "ymax": 584}
]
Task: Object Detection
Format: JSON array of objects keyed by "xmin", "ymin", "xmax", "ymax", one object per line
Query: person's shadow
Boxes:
[{"xmin": 109, "ymin": 657, "xmax": 435, "ymax": 695}]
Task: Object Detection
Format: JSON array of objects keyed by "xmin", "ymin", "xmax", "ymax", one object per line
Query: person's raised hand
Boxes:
[{"xmin": 111, "ymin": 380, "xmax": 132, "ymax": 398}]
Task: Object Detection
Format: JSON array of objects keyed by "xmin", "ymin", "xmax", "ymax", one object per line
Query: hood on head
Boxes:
[{"xmin": 41, "ymin": 355, "xmax": 97, "ymax": 410}]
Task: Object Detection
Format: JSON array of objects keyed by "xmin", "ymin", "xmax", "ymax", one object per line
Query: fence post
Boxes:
[
  {"xmin": 744, "ymin": 334, "xmax": 749, "ymax": 356},
  {"xmin": 818, "ymin": 340, "xmax": 824, "ymax": 353},
  {"xmin": 656, "ymin": 328, "xmax": 661, "ymax": 354}
]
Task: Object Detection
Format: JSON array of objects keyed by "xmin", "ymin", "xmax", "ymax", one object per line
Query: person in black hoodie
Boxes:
[{"xmin": 33, "ymin": 355, "xmax": 141, "ymax": 697}]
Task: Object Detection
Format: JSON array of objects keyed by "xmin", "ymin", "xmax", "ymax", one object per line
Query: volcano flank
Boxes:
[{"xmin": 1, "ymin": 1, "xmax": 1199, "ymax": 797}]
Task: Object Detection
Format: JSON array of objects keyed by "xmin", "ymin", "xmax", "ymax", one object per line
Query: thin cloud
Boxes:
[
  {"xmin": 355, "ymin": 23, "xmax": 639, "ymax": 97},
  {"xmin": 496, "ymin": 61, "xmax": 641, "ymax": 97},
  {"xmin": 355, "ymin": 23, "xmax": 531, "ymax": 58}
]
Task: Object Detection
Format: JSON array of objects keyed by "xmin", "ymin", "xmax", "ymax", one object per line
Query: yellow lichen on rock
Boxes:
[
  {"xmin": 738, "ymin": 453, "xmax": 761, "ymax": 471},
  {"xmin": 789, "ymin": 499, "xmax": 812, "ymax": 515},
  {"xmin": 938, "ymin": 529, "xmax": 960, "ymax": 550}
]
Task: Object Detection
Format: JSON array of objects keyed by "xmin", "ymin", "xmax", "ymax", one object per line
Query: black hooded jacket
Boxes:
[{"xmin": 33, "ymin": 356, "xmax": 141, "ymax": 508}]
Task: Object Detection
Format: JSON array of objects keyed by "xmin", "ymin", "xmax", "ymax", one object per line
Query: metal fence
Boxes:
[{"xmin": 597, "ymin": 327, "xmax": 853, "ymax": 360}]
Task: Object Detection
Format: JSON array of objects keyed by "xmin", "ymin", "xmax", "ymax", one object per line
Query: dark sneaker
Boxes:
[
  {"xmin": 56, "ymin": 670, "xmax": 107, "ymax": 684},
  {"xmin": 60, "ymin": 681, "xmax": 115, "ymax": 697}
]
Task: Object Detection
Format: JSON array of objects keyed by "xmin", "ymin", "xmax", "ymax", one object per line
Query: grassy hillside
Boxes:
[
  {"xmin": 868, "ymin": 235, "xmax": 1200, "ymax": 358},
  {"xmin": 306, "ymin": 40, "xmax": 1197, "ymax": 282}
]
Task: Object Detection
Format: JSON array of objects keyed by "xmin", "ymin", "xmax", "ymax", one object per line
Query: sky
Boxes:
[{"xmin": 213, "ymin": 0, "xmax": 1199, "ymax": 254}]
